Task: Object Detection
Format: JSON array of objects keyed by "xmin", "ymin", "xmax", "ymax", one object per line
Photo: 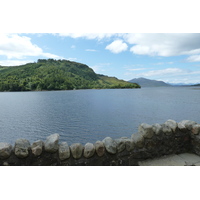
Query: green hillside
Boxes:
[{"xmin": 0, "ymin": 59, "xmax": 140, "ymax": 91}]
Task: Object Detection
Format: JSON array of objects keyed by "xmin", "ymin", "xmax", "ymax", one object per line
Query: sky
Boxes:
[{"xmin": 1, "ymin": 33, "xmax": 200, "ymax": 84}]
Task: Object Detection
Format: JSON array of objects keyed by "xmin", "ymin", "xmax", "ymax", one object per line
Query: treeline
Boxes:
[{"xmin": 0, "ymin": 59, "xmax": 140, "ymax": 91}]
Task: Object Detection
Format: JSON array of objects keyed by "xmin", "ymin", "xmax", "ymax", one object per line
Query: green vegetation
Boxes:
[{"xmin": 0, "ymin": 59, "xmax": 140, "ymax": 91}]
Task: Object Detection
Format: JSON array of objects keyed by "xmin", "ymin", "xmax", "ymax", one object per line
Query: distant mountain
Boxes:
[
  {"xmin": 129, "ymin": 77, "xmax": 171, "ymax": 87},
  {"xmin": 0, "ymin": 59, "xmax": 140, "ymax": 91},
  {"xmin": 192, "ymin": 83, "xmax": 200, "ymax": 86},
  {"xmin": 168, "ymin": 83, "xmax": 193, "ymax": 86},
  {"xmin": 168, "ymin": 82, "xmax": 200, "ymax": 86}
]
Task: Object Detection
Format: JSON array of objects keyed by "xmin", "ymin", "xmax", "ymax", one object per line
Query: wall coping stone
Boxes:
[
  {"xmin": 191, "ymin": 124, "xmax": 200, "ymax": 135},
  {"xmin": 44, "ymin": 133, "xmax": 59, "ymax": 153},
  {"xmin": 164, "ymin": 119, "xmax": 178, "ymax": 133},
  {"xmin": 83, "ymin": 143, "xmax": 95, "ymax": 158},
  {"xmin": 14, "ymin": 139, "xmax": 30, "ymax": 158},
  {"xmin": 70, "ymin": 143, "xmax": 83, "ymax": 159},
  {"xmin": 138, "ymin": 123, "xmax": 154, "ymax": 139},
  {"xmin": 102, "ymin": 137, "xmax": 117, "ymax": 154},
  {"xmin": 94, "ymin": 141, "xmax": 105, "ymax": 157},
  {"xmin": 59, "ymin": 142, "xmax": 70, "ymax": 160},
  {"xmin": 31, "ymin": 140, "xmax": 44, "ymax": 157},
  {"xmin": 0, "ymin": 143, "xmax": 12, "ymax": 159}
]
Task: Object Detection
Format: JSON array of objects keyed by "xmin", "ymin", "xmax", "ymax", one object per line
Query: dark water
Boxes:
[{"xmin": 0, "ymin": 87, "xmax": 200, "ymax": 145}]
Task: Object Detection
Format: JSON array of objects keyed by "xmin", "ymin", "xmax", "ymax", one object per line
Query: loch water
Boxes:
[{"xmin": 0, "ymin": 87, "xmax": 200, "ymax": 145}]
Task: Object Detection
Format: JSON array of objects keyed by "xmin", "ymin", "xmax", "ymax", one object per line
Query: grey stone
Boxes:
[
  {"xmin": 59, "ymin": 142, "xmax": 70, "ymax": 160},
  {"xmin": 161, "ymin": 124, "xmax": 172, "ymax": 136},
  {"xmin": 164, "ymin": 119, "xmax": 178, "ymax": 132},
  {"xmin": 44, "ymin": 134, "xmax": 59, "ymax": 153},
  {"xmin": 94, "ymin": 141, "xmax": 105, "ymax": 157},
  {"xmin": 191, "ymin": 124, "xmax": 200, "ymax": 135},
  {"xmin": 14, "ymin": 139, "xmax": 31, "ymax": 158},
  {"xmin": 84, "ymin": 143, "xmax": 95, "ymax": 158},
  {"xmin": 125, "ymin": 139, "xmax": 135, "ymax": 151},
  {"xmin": 70, "ymin": 143, "xmax": 83, "ymax": 159},
  {"xmin": 31, "ymin": 140, "xmax": 44, "ymax": 156},
  {"xmin": 131, "ymin": 133, "xmax": 144, "ymax": 148},
  {"xmin": 102, "ymin": 137, "xmax": 117, "ymax": 154},
  {"xmin": 114, "ymin": 138, "xmax": 127, "ymax": 152},
  {"xmin": 138, "ymin": 123, "xmax": 154, "ymax": 139},
  {"xmin": 178, "ymin": 121, "xmax": 187, "ymax": 132},
  {"xmin": 0, "ymin": 143, "xmax": 12, "ymax": 159},
  {"xmin": 152, "ymin": 123, "xmax": 162, "ymax": 135},
  {"xmin": 180, "ymin": 120, "xmax": 197, "ymax": 130}
]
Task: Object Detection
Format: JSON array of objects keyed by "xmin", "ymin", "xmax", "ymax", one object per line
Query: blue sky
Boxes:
[{"xmin": 1, "ymin": 33, "xmax": 200, "ymax": 84}]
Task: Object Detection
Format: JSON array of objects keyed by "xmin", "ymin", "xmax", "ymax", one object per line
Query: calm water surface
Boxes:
[{"xmin": 0, "ymin": 87, "xmax": 200, "ymax": 145}]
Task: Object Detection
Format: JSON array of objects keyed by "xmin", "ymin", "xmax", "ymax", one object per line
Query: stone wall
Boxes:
[{"xmin": 1, "ymin": 119, "xmax": 200, "ymax": 166}]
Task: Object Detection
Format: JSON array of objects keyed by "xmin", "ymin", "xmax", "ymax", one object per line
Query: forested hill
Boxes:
[{"xmin": 0, "ymin": 59, "xmax": 140, "ymax": 91}]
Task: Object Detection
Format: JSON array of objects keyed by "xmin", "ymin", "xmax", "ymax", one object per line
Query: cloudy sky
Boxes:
[{"xmin": 1, "ymin": 33, "xmax": 200, "ymax": 84}]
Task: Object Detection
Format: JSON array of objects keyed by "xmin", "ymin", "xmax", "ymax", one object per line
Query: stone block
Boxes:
[
  {"xmin": 180, "ymin": 120, "xmax": 197, "ymax": 130},
  {"xmin": 84, "ymin": 143, "xmax": 95, "ymax": 158},
  {"xmin": 44, "ymin": 134, "xmax": 59, "ymax": 153},
  {"xmin": 59, "ymin": 142, "xmax": 70, "ymax": 160},
  {"xmin": 152, "ymin": 123, "xmax": 162, "ymax": 135},
  {"xmin": 102, "ymin": 137, "xmax": 117, "ymax": 154},
  {"xmin": 138, "ymin": 123, "xmax": 154, "ymax": 139},
  {"xmin": 131, "ymin": 133, "xmax": 144, "ymax": 148},
  {"xmin": 31, "ymin": 140, "xmax": 44, "ymax": 156},
  {"xmin": 0, "ymin": 143, "xmax": 12, "ymax": 159},
  {"xmin": 94, "ymin": 141, "xmax": 105, "ymax": 157},
  {"xmin": 191, "ymin": 124, "xmax": 200, "ymax": 135},
  {"xmin": 164, "ymin": 119, "xmax": 178, "ymax": 132},
  {"xmin": 177, "ymin": 121, "xmax": 187, "ymax": 132},
  {"xmin": 70, "ymin": 143, "xmax": 83, "ymax": 159},
  {"xmin": 161, "ymin": 124, "xmax": 172, "ymax": 136},
  {"xmin": 125, "ymin": 139, "xmax": 135, "ymax": 151},
  {"xmin": 115, "ymin": 138, "xmax": 127, "ymax": 152},
  {"xmin": 14, "ymin": 139, "xmax": 31, "ymax": 158}
]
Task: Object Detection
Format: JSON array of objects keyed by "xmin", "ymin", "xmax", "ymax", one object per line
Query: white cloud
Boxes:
[
  {"xmin": 67, "ymin": 57, "xmax": 77, "ymax": 61},
  {"xmin": 0, "ymin": 60, "xmax": 34, "ymax": 66},
  {"xmin": 0, "ymin": 33, "xmax": 63, "ymax": 59},
  {"xmin": 56, "ymin": 33, "xmax": 200, "ymax": 60},
  {"xmin": 186, "ymin": 55, "xmax": 200, "ymax": 62},
  {"xmin": 85, "ymin": 49, "xmax": 97, "ymax": 52},
  {"xmin": 153, "ymin": 62, "xmax": 164, "ymax": 65},
  {"xmin": 124, "ymin": 67, "xmax": 200, "ymax": 84},
  {"xmin": 42, "ymin": 52, "xmax": 64, "ymax": 60},
  {"xmin": 90, "ymin": 65, "xmax": 106, "ymax": 73},
  {"xmin": 126, "ymin": 68, "xmax": 148, "ymax": 71},
  {"xmin": 152, "ymin": 62, "xmax": 174, "ymax": 65},
  {"xmin": 90, "ymin": 63, "xmax": 111, "ymax": 73},
  {"xmin": 123, "ymin": 33, "xmax": 200, "ymax": 57},
  {"xmin": 105, "ymin": 40, "xmax": 128, "ymax": 54},
  {"xmin": 57, "ymin": 33, "xmax": 119, "ymax": 40},
  {"xmin": 139, "ymin": 68, "xmax": 187, "ymax": 77}
]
